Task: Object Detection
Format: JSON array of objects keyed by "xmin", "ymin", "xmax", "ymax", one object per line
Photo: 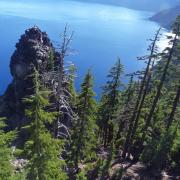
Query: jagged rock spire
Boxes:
[
  {"xmin": 0, "ymin": 26, "xmax": 55, "ymax": 138},
  {"xmin": 10, "ymin": 26, "xmax": 53, "ymax": 79}
]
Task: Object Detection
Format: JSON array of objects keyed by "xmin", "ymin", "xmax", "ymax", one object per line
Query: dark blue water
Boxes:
[{"xmin": 0, "ymin": 0, "xmax": 160, "ymax": 96}]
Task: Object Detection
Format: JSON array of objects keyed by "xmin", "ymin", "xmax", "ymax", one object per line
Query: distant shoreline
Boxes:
[
  {"xmin": 72, "ymin": 0, "xmax": 179, "ymax": 12},
  {"xmin": 158, "ymin": 31, "xmax": 174, "ymax": 52},
  {"xmin": 149, "ymin": 5, "xmax": 180, "ymax": 29}
]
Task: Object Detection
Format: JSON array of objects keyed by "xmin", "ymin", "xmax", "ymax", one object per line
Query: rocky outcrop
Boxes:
[
  {"xmin": 10, "ymin": 26, "xmax": 54, "ymax": 79},
  {"xmin": 11, "ymin": 158, "xmax": 28, "ymax": 172},
  {"xmin": 0, "ymin": 26, "xmax": 56, "ymax": 142}
]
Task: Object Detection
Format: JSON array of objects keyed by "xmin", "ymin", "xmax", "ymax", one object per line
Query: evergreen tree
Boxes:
[
  {"xmin": 24, "ymin": 68, "xmax": 67, "ymax": 180},
  {"xmin": 115, "ymin": 75, "xmax": 136, "ymax": 149},
  {"xmin": 99, "ymin": 58, "xmax": 123, "ymax": 147},
  {"xmin": 67, "ymin": 64, "xmax": 77, "ymax": 110},
  {"xmin": 140, "ymin": 16, "xmax": 180, "ymax": 146},
  {"xmin": 141, "ymin": 85, "xmax": 180, "ymax": 169},
  {"xmin": 47, "ymin": 50, "xmax": 55, "ymax": 71},
  {"xmin": 0, "ymin": 118, "xmax": 15, "ymax": 180},
  {"xmin": 69, "ymin": 70, "xmax": 97, "ymax": 171},
  {"xmin": 171, "ymin": 126, "xmax": 180, "ymax": 171},
  {"xmin": 140, "ymin": 17, "xmax": 180, "ymax": 170},
  {"xmin": 122, "ymin": 28, "xmax": 162, "ymax": 159},
  {"xmin": 166, "ymin": 84, "xmax": 180, "ymax": 130}
]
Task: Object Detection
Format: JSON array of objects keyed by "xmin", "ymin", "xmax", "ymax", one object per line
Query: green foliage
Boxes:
[
  {"xmin": 68, "ymin": 70, "xmax": 97, "ymax": 171},
  {"xmin": 99, "ymin": 142, "xmax": 115, "ymax": 178},
  {"xmin": 173, "ymin": 15, "xmax": 180, "ymax": 35},
  {"xmin": 23, "ymin": 68, "xmax": 67, "ymax": 180},
  {"xmin": 12, "ymin": 170, "xmax": 27, "ymax": 180},
  {"xmin": 98, "ymin": 58, "xmax": 123, "ymax": 146},
  {"xmin": 68, "ymin": 64, "xmax": 77, "ymax": 108},
  {"xmin": 1, "ymin": 17, "xmax": 180, "ymax": 180},
  {"xmin": 47, "ymin": 50, "xmax": 55, "ymax": 70},
  {"xmin": 76, "ymin": 171, "xmax": 87, "ymax": 180},
  {"xmin": 0, "ymin": 118, "xmax": 15, "ymax": 180},
  {"xmin": 141, "ymin": 79, "xmax": 180, "ymax": 170},
  {"xmin": 171, "ymin": 128, "xmax": 180, "ymax": 169},
  {"xmin": 101, "ymin": 58, "xmax": 123, "ymax": 109},
  {"xmin": 141, "ymin": 118, "xmax": 179, "ymax": 170}
]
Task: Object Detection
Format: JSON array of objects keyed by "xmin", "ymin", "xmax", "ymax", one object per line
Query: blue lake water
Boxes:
[{"xmin": 0, "ymin": 0, "xmax": 160, "ymax": 96}]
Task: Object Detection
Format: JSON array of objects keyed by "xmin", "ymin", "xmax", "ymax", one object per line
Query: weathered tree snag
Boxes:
[{"xmin": 54, "ymin": 26, "xmax": 75, "ymax": 139}]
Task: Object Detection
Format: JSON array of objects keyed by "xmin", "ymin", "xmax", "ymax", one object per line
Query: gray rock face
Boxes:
[
  {"xmin": 11, "ymin": 158, "xmax": 28, "ymax": 172},
  {"xmin": 0, "ymin": 26, "xmax": 55, "ymax": 141},
  {"xmin": 10, "ymin": 26, "xmax": 53, "ymax": 78}
]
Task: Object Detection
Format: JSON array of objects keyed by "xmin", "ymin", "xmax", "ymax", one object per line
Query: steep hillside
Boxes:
[{"xmin": 150, "ymin": 5, "xmax": 180, "ymax": 28}]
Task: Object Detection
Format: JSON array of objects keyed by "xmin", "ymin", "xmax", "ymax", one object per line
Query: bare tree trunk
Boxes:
[{"xmin": 54, "ymin": 26, "xmax": 74, "ymax": 139}]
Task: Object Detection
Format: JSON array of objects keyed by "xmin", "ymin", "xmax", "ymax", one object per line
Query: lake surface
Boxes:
[{"xmin": 0, "ymin": 0, "xmax": 160, "ymax": 96}]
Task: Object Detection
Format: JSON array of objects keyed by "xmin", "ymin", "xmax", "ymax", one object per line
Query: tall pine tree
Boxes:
[
  {"xmin": 69, "ymin": 70, "xmax": 97, "ymax": 171},
  {"xmin": 99, "ymin": 58, "xmax": 123, "ymax": 147},
  {"xmin": 23, "ymin": 68, "xmax": 67, "ymax": 180}
]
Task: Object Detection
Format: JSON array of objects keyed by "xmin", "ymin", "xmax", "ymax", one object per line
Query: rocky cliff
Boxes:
[{"xmin": 0, "ymin": 26, "xmax": 56, "ymax": 141}]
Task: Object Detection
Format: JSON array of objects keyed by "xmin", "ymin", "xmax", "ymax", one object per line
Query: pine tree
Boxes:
[
  {"xmin": 122, "ymin": 28, "xmax": 162, "ymax": 159},
  {"xmin": 24, "ymin": 68, "xmax": 67, "ymax": 180},
  {"xmin": 140, "ymin": 17, "xmax": 180, "ymax": 169},
  {"xmin": 69, "ymin": 70, "xmax": 97, "ymax": 171},
  {"xmin": 99, "ymin": 58, "xmax": 123, "ymax": 147},
  {"xmin": 115, "ymin": 75, "xmax": 136, "ymax": 148},
  {"xmin": 156, "ymin": 85, "xmax": 180, "ymax": 170},
  {"xmin": 0, "ymin": 117, "xmax": 15, "ymax": 180},
  {"xmin": 141, "ymin": 85, "xmax": 179, "ymax": 169},
  {"xmin": 47, "ymin": 50, "xmax": 55, "ymax": 71},
  {"xmin": 140, "ymin": 17, "xmax": 180, "ymax": 146},
  {"xmin": 171, "ymin": 126, "xmax": 180, "ymax": 170},
  {"xmin": 67, "ymin": 64, "xmax": 77, "ymax": 110},
  {"xmin": 166, "ymin": 84, "xmax": 180, "ymax": 130}
]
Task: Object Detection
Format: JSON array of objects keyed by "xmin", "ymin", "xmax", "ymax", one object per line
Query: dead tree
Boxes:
[{"xmin": 50, "ymin": 26, "xmax": 76, "ymax": 139}]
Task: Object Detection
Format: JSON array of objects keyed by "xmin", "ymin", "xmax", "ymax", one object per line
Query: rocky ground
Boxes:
[{"xmin": 110, "ymin": 160, "xmax": 180, "ymax": 180}]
